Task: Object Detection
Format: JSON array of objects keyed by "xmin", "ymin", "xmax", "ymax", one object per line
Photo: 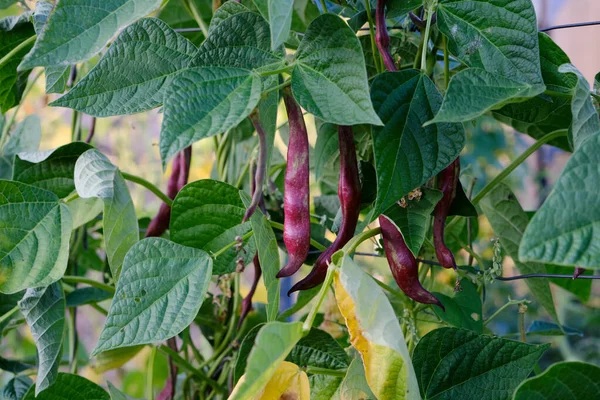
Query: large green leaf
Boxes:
[
  {"xmin": 291, "ymin": 14, "xmax": 382, "ymax": 126},
  {"xmin": 242, "ymin": 192, "xmax": 280, "ymax": 321},
  {"xmin": 229, "ymin": 321, "xmax": 304, "ymax": 400},
  {"xmin": 22, "ymin": 373, "xmax": 109, "ymax": 400},
  {"xmin": 559, "ymin": 64, "xmax": 600, "ymax": 150},
  {"xmin": 382, "ymin": 187, "xmax": 442, "ymax": 256},
  {"xmin": 170, "ymin": 179, "xmax": 255, "ymax": 275},
  {"xmin": 208, "ymin": 1, "xmax": 250, "ymax": 34},
  {"xmin": 432, "ymin": 279, "xmax": 482, "ymax": 333},
  {"xmin": 519, "ymin": 133, "xmax": 600, "ymax": 268},
  {"xmin": 480, "ymin": 183, "xmax": 560, "ymax": 324},
  {"xmin": 0, "ymin": 181, "xmax": 71, "ymax": 294},
  {"xmin": 371, "ymin": 70, "xmax": 464, "ymax": 217},
  {"xmin": 1, "ymin": 376, "xmax": 33, "ymax": 400},
  {"xmin": 159, "ymin": 67, "xmax": 261, "ymax": 166},
  {"xmin": 492, "ymin": 33, "xmax": 575, "ymax": 150},
  {"xmin": 513, "ymin": 362, "xmax": 600, "ymax": 400},
  {"xmin": 19, "ymin": 0, "xmax": 163, "ymax": 69},
  {"xmin": 18, "ymin": 282, "xmax": 65, "ymax": 395},
  {"xmin": 91, "ymin": 238, "xmax": 212, "ymax": 355},
  {"xmin": 0, "ymin": 14, "xmax": 34, "ymax": 113},
  {"xmin": 432, "ymin": 0, "xmax": 545, "ymax": 123},
  {"xmin": 413, "ymin": 327, "xmax": 548, "ymax": 400},
  {"xmin": 32, "ymin": 1, "xmax": 71, "ymax": 95},
  {"xmin": 192, "ymin": 11, "xmax": 284, "ymax": 72},
  {"xmin": 13, "ymin": 142, "xmax": 93, "ymax": 198},
  {"xmin": 74, "ymin": 149, "xmax": 138, "ymax": 278},
  {"xmin": 50, "ymin": 18, "xmax": 197, "ymax": 117},
  {"xmin": 268, "ymin": 0, "xmax": 293, "ymax": 50},
  {"xmin": 334, "ymin": 253, "xmax": 419, "ymax": 399}
]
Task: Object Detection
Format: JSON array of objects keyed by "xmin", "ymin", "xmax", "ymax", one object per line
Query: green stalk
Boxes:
[
  {"xmin": 121, "ymin": 172, "xmax": 173, "ymax": 207},
  {"xmin": 363, "ymin": 0, "xmax": 383, "ymax": 74},
  {"xmin": 421, "ymin": 7, "xmax": 435, "ymax": 72},
  {"xmin": 484, "ymin": 298, "xmax": 529, "ymax": 326},
  {"xmin": 319, "ymin": 0, "xmax": 328, "ymax": 13},
  {"xmin": 263, "ymin": 79, "xmax": 291, "ymax": 97},
  {"xmin": 62, "ymin": 276, "xmax": 116, "ymax": 294},
  {"xmin": 0, "ymin": 35, "xmax": 35, "ymax": 69},
  {"xmin": 303, "ymin": 266, "xmax": 334, "ymax": 333},
  {"xmin": 184, "ymin": 0, "xmax": 209, "ymax": 37},
  {"xmin": 147, "ymin": 346, "xmax": 157, "ymax": 400},
  {"xmin": 443, "ymin": 35, "xmax": 450, "ymax": 89},
  {"xmin": 342, "ymin": 227, "xmax": 382, "ymax": 255},
  {"xmin": 305, "ymin": 366, "xmax": 347, "ymax": 377},
  {"xmin": 0, "ymin": 305, "xmax": 19, "ymax": 326},
  {"xmin": 158, "ymin": 346, "xmax": 227, "ymax": 394},
  {"xmin": 211, "ymin": 230, "xmax": 254, "ymax": 259}
]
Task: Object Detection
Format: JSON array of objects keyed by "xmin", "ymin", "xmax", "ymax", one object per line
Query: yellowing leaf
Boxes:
[
  {"xmin": 253, "ymin": 361, "xmax": 310, "ymax": 400},
  {"xmin": 333, "ymin": 254, "xmax": 420, "ymax": 400}
]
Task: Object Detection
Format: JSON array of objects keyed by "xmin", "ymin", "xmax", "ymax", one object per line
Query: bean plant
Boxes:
[{"xmin": 0, "ymin": 0, "xmax": 599, "ymax": 399}]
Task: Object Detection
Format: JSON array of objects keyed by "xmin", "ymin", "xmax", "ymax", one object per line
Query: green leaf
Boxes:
[
  {"xmin": 559, "ymin": 63, "xmax": 600, "ymax": 150},
  {"xmin": 0, "ymin": 1, "xmax": 17, "ymax": 9},
  {"xmin": 1, "ymin": 376, "xmax": 33, "ymax": 400},
  {"xmin": 170, "ymin": 179, "xmax": 255, "ymax": 275},
  {"xmin": 233, "ymin": 323, "xmax": 263, "ymax": 384},
  {"xmin": 291, "ymin": 14, "xmax": 382, "ymax": 126},
  {"xmin": 331, "ymin": 358, "xmax": 376, "ymax": 400},
  {"xmin": 480, "ymin": 183, "xmax": 560, "ymax": 324},
  {"xmin": 432, "ymin": 0, "xmax": 545, "ymax": 122},
  {"xmin": 66, "ymin": 197, "xmax": 103, "ymax": 229},
  {"xmin": 0, "ymin": 355, "xmax": 32, "ymax": 374},
  {"xmin": 208, "ymin": 1, "xmax": 250, "ymax": 35},
  {"xmin": 229, "ymin": 321, "xmax": 304, "ymax": 400},
  {"xmin": 258, "ymin": 77, "xmax": 280, "ymax": 174},
  {"xmin": 242, "ymin": 192, "xmax": 280, "ymax": 321},
  {"xmin": 22, "ymin": 373, "xmax": 109, "ymax": 400},
  {"xmin": 286, "ymin": 328, "xmax": 350, "ymax": 369},
  {"xmin": 268, "ymin": 0, "xmax": 293, "ymax": 50},
  {"xmin": 160, "ymin": 66, "xmax": 262, "ymax": 165},
  {"xmin": 13, "ymin": 142, "xmax": 93, "ymax": 198},
  {"xmin": 513, "ymin": 362, "xmax": 600, "ymax": 400},
  {"xmin": 382, "ymin": 187, "xmax": 442, "ymax": 256},
  {"xmin": 32, "ymin": 1, "xmax": 71, "ymax": 95},
  {"xmin": 414, "ymin": 328, "xmax": 548, "ymax": 400},
  {"xmin": 192, "ymin": 11, "xmax": 284, "ymax": 72},
  {"xmin": 359, "ymin": 34, "xmax": 418, "ymax": 78},
  {"xmin": 313, "ymin": 122, "xmax": 338, "ymax": 181},
  {"xmin": 371, "ymin": 70, "xmax": 464, "ymax": 216},
  {"xmin": 107, "ymin": 382, "xmax": 131, "ymax": 400},
  {"xmin": 65, "ymin": 287, "xmax": 112, "ymax": 308},
  {"xmin": 526, "ymin": 321, "xmax": 582, "ymax": 338},
  {"xmin": 2, "ymin": 114, "xmax": 41, "ymax": 156},
  {"xmin": 492, "ymin": 34, "xmax": 576, "ymax": 148},
  {"xmin": 386, "ymin": 0, "xmax": 420, "ymax": 18},
  {"xmin": 18, "ymin": 282, "xmax": 65, "ymax": 395},
  {"xmin": 519, "ymin": 133, "xmax": 600, "ymax": 268},
  {"xmin": 19, "ymin": 0, "xmax": 163, "ymax": 69},
  {"xmin": 334, "ymin": 254, "xmax": 419, "ymax": 399},
  {"xmin": 50, "ymin": 18, "xmax": 197, "ymax": 117},
  {"xmin": 432, "ymin": 279, "xmax": 482, "ymax": 333},
  {"xmin": 91, "ymin": 237, "xmax": 212, "ymax": 355},
  {"xmin": 0, "ymin": 14, "xmax": 34, "ymax": 113},
  {"xmin": 74, "ymin": 149, "xmax": 139, "ymax": 278},
  {"xmin": 0, "ymin": 181, "xmax": 72, "ymax": 294}
]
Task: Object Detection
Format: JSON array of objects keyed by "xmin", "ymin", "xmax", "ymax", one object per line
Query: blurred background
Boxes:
[{"xmin": 1, "ymin": 0, "xmax": 599, "ymax": 397}]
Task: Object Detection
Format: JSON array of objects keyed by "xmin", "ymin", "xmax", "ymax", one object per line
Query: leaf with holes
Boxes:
[
  {"xmin": 50, "ymin": 18, "xmax": 197, "ymax": 117},
  {"xmin": 170, "ymin": 179, "xmax": 255, "ymax": 275},
  {"xmin": 291, "ymin": 14, "xmax": 382, "ymax": 126},
  {"xmin": 91, "ymin": 238, "xmax": 212, "ymax": 355},
  {"xmin": 74, "ymin": 149, "xmax": 138, "ymax": 278},
  {"xmin": 371, "ymin": 70, "xmax": 464, "ymax": 217},
  {"xmin": 0, "ymin": 181, "xmax": 71, "ymax": 294},
  {"xmin": 18, "ymin": 282, "xmax": 65, "ymax": 395},
  {"xmin": 413, "ymin": 327, "xmax": 548, "ymax": 400},
  {"xmin": 19, "ymin": 0, "xmax": 163, "ymax": 69}
]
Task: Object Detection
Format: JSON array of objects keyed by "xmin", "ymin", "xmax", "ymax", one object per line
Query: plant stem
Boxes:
[
  {"xmin": 0, "ymin": 35, "xmax": 35, "ymax": 69},
  {"xmin": 443, "ymin": 35, "xmax": 450, "ymax": 89},
  {"xmin": 147, "ymin": 346, "xmax": 157, "ymax": 400},
  {"xmin": 158, "ymin": 345, "xmax": 227, "ymax": 394},
  {"xmin": 121, "ymin": 172, "xmax": 173, "ymax": 207},
  {"xmin": 263, "ymin": 79, "xmax": 291, "ymax": 97},
  {"xmin": 483, "ymin": 298, "xmax": 528, "ymax": 326},
  {"xmin": 303, "ymin": 266, "xmax": 334, "ymax": 333},
  {"xmin": 211, "ymin": 230, "xmax": 254, "ymax": 259},
  {"xmin": 184, "ymin": 0, "xmax": 209, "ymax": 37},
  {"xmin": 0, "ymin": 305, "xmax": 19, "ymax": 326},
  {"xmin": 519, "ymin": 310, "xmax": 526, "ymax": 342},
  {"xmin": 210, "ymin": 275, "xmax": 240, "ymax": 360},
  {"xmin": 421, "ymin": 6, "xmax": 435, "ymax": 72},
  {"xmin": 342, "ymin": 227, "xmax": 382, "ymax": 255},
  {"xmin": 305, "ymin": 366, "xmax": 347, "ymax": 377},
  {"xmin": 269, "ymin": 220, "xmax": 327, "ymax": 251},
  {"xmin": 62, "ymin": 276, "xmax": 116, "ymax": 294},
  {"xmin": 471, "ymin": 129, "xmax": 567, "ymax": 205},
  {"xmin": 363, "ymin": 0, "xmax": 383, "ymax": 74},
  {"xmin": 319, "ymin": 0, "xmax": 327, "ymax": 13},
  {"xmin": 235, "ymin": 160, "xmax": 251, "ymax": 189},
  {"xmin": 259, "ymin": 65, "xmax": 293, "ymax": 77}
]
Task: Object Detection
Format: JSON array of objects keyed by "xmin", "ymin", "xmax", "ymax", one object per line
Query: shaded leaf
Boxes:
[
  {"xmin": 19, "ymin": 0, "xmax": 163, "ymax": 68},
  {"xmin": 1, "ymin": 376, "xmax": 33, "ymax": 400},
  {"xmin": 65, "ymin": 287, "xmax": 112, "ymax": 308},
  {"xmin": 286, "ymin": 328, "xmax": 350, "ymax": 369},
  {"xmin": 331, "ymin": 357, "xmax": 376, "ymax": 400},
  {"xmin": 74, "ymin": 149, "xmax": 139, "ymax": 278},
  {"xmin": 18, "ymin": 282, "xmax": 65, "ymax": 395},
  {"xmin": 51, "ymin": 18, "xmax": 197, "ymax": 117},
  {"xmin": 22, "ymin": 373, "xmax": 109, "ymax": 400},
  {"xmin": 526, "ymin": 321, "xmax": 582, "ymax": 337},
  {"xmin": 513, "ymin": 362, "xmax": 600, "ymax": 400},
  {"xmin": 91, "ymin": 238, "xmax": 212, "ymax": 355},
  {"xmin": 2, "ymin": 115, "xmax": 41, "ymax": 156},
  {"xmin": 0, "ymin": 181, "xmax": 71, "ymax": 294},
  {"xmin": 66, "ymin": 197, "xmax": 103, "ymax": 229},
  {"xmin": 433, "ymin": 279, "xmax": 482, "ymax": 333}
]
